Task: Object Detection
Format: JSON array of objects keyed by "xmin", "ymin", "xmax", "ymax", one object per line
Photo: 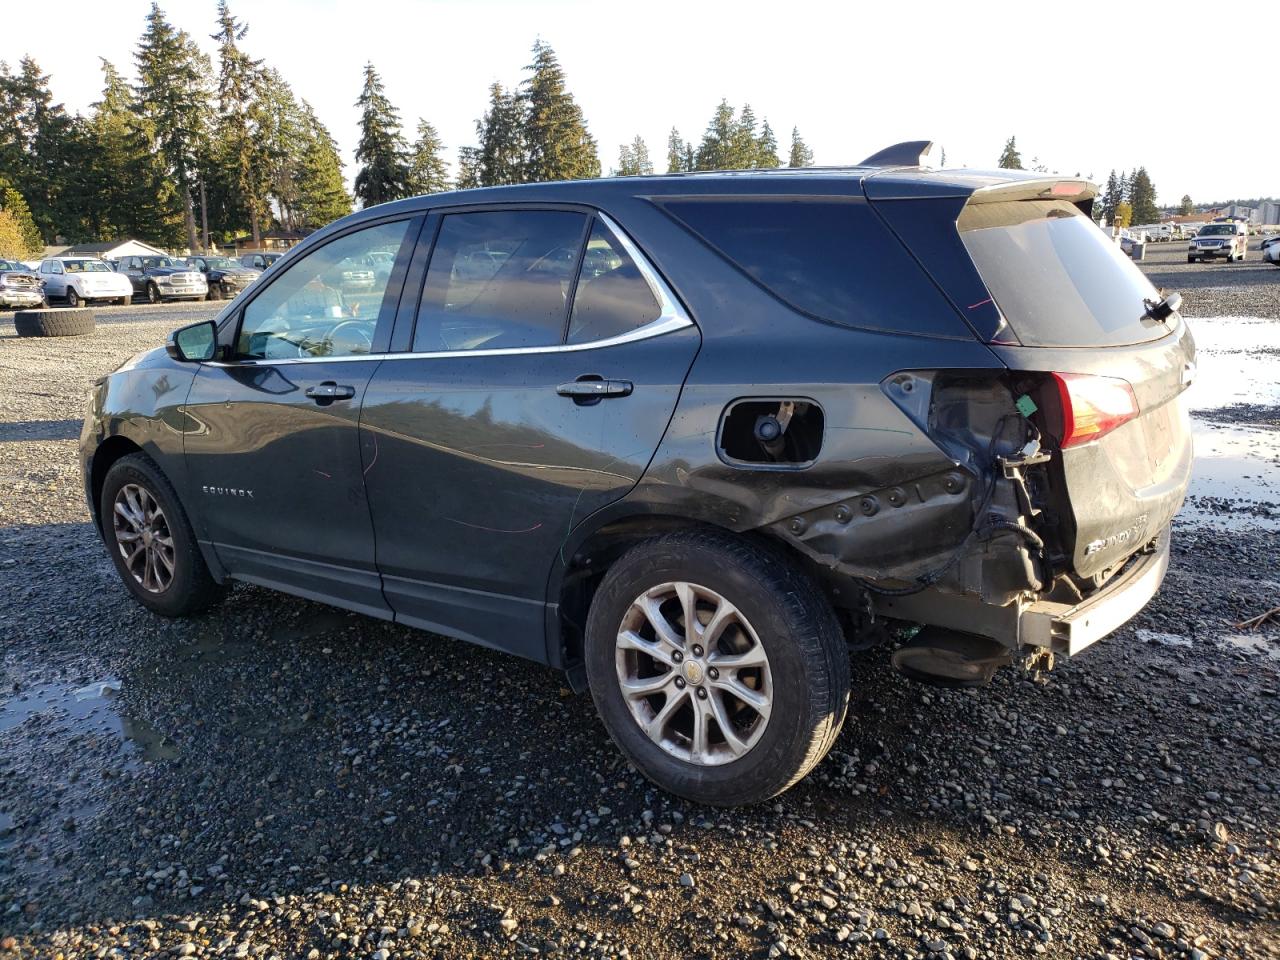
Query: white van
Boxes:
[{"xmin": 1188, "ymin": 221, "xmax": 1248, "ymax": 263}]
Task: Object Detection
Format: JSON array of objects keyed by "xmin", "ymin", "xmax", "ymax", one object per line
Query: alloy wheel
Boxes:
[
  {"xmin": 615, "ymin": 581, "xmax": 772, "ymax": 766},
  {"xmin": 112, "ymin": 483, "xmax": 175, "ymax": 593}
]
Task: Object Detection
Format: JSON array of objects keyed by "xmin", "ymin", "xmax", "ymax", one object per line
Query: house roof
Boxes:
[{"xmin": 60, "ymin": 239, "xmax": 169, "ymax": 258}]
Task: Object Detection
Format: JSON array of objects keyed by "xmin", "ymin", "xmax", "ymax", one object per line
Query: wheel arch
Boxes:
[
  {"xmin": 546, "ymin": 505, "xmax": 819, "ymax": 688},
  {"xmin": 89, "ymin": 435, "xmax": 145, "ymax": 531}
]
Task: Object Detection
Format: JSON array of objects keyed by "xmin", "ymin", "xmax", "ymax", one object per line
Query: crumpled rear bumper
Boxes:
[{"xmin": 876, "ymin": 526, "xmax": 1171, "ymax": 656}]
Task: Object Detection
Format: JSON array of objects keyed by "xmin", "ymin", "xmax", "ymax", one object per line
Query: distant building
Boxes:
[
  {"xmin": 230, "ymin": 229, "xmax": 309, "ymax": 252},
  {"xmin": 1257, "ymin": 201, "xmax": 1280, "ymax": 225},
  {"xmin": 1225, "ymin": 204, "xmax": 1256, "ymax": 221},
  {"xmin": 58, "ymin": 239, "xmax": 169, "ymax": 260}
]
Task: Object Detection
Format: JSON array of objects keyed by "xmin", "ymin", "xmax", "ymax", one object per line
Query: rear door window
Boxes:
[
  {"xmin": 567, "ymin": 219, "xmax": 661, "ymax": 344},
  {"xmin": 658, "ymin": 197, "xmax": 971, "ymax": 339},
  {"xmin": 958, "ymin": 200, "xmax": 1167, "ymax": 347},
  {"xmin": 413, "ymin": 210, "xmax": 588, "ymax": 352}
]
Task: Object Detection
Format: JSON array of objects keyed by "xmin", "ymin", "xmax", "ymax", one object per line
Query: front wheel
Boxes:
[
  {"xmin": 66, "ymin": 287, "xmax": 80, "ymax": 308},
  {"xmin": 119, "ymin": 295, "xmax": 132, "ymax": 306},
  {"xmin": 100, "ymin": 453, "xmax": 224, "ymax": 616},
  {"xmin": 585, "ymin": 529, "xmax": 850, "ymax": 806},
  {"xmin": 146, "ymin": 282, "xmax": 161, "ymax": 304}
]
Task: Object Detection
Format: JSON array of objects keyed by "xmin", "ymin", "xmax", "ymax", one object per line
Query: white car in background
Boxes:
[
  {"xmin": 38, "ymin": 257, "xmax": 135, "ymax": 307},
  {"xmin": 1264, "ymin": 235, "xmax": 1280, "ymax": 267},
  {"xmin": 1187, "ymin": 222, "xmax": 1248, "ymax": 263}
]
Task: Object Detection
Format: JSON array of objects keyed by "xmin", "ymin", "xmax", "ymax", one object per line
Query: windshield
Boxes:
[
  {"xmin": 141, "ymin": 257, "xmax": 178, "ymax": 269},
  {"xmin": 1197, "ymin": 224, "xmax": 1236, "ymax": 236},
  {"xmin": 0, "ymin": 260, "xmax": 18, "ymax": 271},
  {"xmin": 63, "ymin": 260, "xmax": 112, "ymax": 273},
  {"xmin": 203, "ymin": 257, "xmax": 239, "ymax": 269},
  {"xmin": 959, "ymin": 199, "xmax": 1167, "ymax": 348}
]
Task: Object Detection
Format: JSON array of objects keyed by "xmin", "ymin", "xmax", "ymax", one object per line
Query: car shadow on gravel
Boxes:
[{"xmin": 0, "ymin": 419, "xmax": 81, "ymax": 442}]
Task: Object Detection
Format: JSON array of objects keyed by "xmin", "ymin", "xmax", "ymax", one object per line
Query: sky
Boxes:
[{"xmin": 3, "ymin": 0, "xmax": 1274, "ymax": 206}]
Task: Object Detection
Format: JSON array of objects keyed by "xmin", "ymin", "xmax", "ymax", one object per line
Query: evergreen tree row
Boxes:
[
  {"xmin": 0, "ymin": 1, "xmax": 351, "ymax": 251},
  {"xmin": 663, "ymin": 102, "xmax": 812, "ymax": 174},
  {"xmin": 1099, "ymin": 167, "xmax": 1159, "ymax": 226}
]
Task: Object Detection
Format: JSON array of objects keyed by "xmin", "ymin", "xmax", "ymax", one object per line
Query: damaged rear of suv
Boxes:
[{"xmin": 82, "ymin": 143, "xmax": 1192, "ymax": 806}]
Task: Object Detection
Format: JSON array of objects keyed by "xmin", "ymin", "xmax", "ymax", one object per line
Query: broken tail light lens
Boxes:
[{"xmin": 1051, "ymin": 373, "xmax": 1139, "ymax": 447}]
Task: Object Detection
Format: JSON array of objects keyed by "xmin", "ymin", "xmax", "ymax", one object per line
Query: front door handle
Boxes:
[
  {"xmin": 556, "ymin": 379, "xmax": 633, "ymax": 399},
  {"xmin": 305, "ymin": 382, "xmax": 356, "ymax": 403}
]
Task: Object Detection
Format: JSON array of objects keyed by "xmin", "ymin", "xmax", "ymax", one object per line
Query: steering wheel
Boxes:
[{"xmin": 323, "ymin": 320, "xmax": 373, "ymax": 356}]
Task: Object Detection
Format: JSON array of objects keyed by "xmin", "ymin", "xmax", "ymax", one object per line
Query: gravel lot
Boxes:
[{"xmin": 1, "ymin": 245, "xmax": 1277, "ymax": 959}]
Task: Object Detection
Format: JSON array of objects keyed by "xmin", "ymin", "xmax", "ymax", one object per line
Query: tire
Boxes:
[
  {"xmin": 207, "ymin": 283, "xmax": 223, "ymax": 301},
  {"xmin": 99, "ymin": 452, "xmax": 224, "ymax": 617},
  {"xmin": 585, "ymin": 529, "xmax": 850, "ymax": 806},
  {"xmin": 120, "ymin": 296, "xmax": 132, "ymax": 306},
  {"xmin": 146, "ymin": 281, "xmax": 161, "ymax": 304},
  {"xmin": 1187, "ymin": 257, "xmax": 1196, "ymax": 263},
  {"xmin": 13, "ymin": 308, "xmax": 95, "ymax": 337},
  {"xmin": 66, "ymin": 286, "xmax": 80, "ymax": 308}
]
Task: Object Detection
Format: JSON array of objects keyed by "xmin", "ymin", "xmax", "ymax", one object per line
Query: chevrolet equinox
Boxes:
[{"xmin": 80, "ymin": 142, "xmax": 1193, "ymax": 805}]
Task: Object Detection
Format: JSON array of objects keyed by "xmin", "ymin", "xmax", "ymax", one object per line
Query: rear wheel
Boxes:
[
  {"xmin": 206, "ymin": 283, "xmax": 222, "ymax": 301},
  {"xmin": 100, "ymin": 453, "xmax": 224, "ymax": 617},
  {"xmin": 585, "ymin": 529, "xmax": 850, "ymax": 805}
]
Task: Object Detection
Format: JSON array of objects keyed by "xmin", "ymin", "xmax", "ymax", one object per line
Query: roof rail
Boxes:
[{"xmin": 859, "ymin": 140, "xmax": 935, "ymax": 168}]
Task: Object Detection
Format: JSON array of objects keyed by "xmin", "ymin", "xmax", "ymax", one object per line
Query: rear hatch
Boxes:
[{"xmin": 872, "ymin": 181, "xmax": 1194, "ymax": 581}]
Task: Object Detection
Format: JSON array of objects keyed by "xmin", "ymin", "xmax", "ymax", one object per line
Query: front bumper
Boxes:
[
  {"xmin": 0, "ymin": 291, "xmax": 44, "ymax": 307},
  {"xmin": 876, "ymin": 526, "xmax": 1171, "ymax": 657}
]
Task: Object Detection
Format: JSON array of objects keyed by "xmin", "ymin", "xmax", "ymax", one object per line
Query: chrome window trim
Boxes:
[{"xmin": 206, "ymin": 211, "xmax": 694, "ymax": 368}]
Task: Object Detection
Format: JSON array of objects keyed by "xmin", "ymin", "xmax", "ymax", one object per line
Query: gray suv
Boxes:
[{"xmin": 80, "ymin": 143, "xmax": 1193, "ymax": 805}]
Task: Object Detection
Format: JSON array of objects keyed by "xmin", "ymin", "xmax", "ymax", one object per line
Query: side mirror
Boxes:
[{"xmin": 166, "ymin": 320, "xmax": 219, "ymax": 362}]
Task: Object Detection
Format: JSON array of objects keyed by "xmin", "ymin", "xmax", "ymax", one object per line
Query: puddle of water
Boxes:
[
  {"xmin": 0, "ymin": 679, "xmax": 177, "ymax": 763},
  {"xmin": 1225, "ymin": 632, "xmax": 1280, "ymax": 661},
  {"xmin": 1174, "ymin": 317, "xmax": 1280, "ymax": 531},
  {"xmin": 1136, "ymin": 628, "xmax": 1193, "ymax": 648}
]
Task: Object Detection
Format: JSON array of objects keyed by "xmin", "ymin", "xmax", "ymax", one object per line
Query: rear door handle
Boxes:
[
  {"xmin": 305, "ymin": 382, "xmax": 356, "ymax": 402},
  {"xmin": 556, "ymin": 379, "xmax": 633, "ymax": 399}
]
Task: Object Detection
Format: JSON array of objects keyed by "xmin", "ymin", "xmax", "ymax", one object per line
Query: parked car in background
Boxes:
[
  {"xmin": 239, "ymin": 251, "xmax": 284, "ymax": 271},
  {"xmin": 0, "ymin": 259, "xmax": 46, "ymax": 309},
  {"xmin": 336, "ymin": 256, "xmax": 377, "ymax": 291},
  {"xmin": 1264, "ymin": 239, "xmax": 1280, "ymax": 267},
  {"xmin": 81, "ymin": 154, "xmax": 1193, "ymax": 805},
  {"xmin": 1188, "ymin": 222, "xmax": 1248, "ymax": 263},
  {"xmin": 184, "ymin": 255, "xmax": 261, "ymax": 301},
  {"xmin": 118, "ymin": 255, "xmax": 209, "ymax": 303},
  {"xmin": 39, "ymin": 257, "xmax": 134, "ymax": 306}
]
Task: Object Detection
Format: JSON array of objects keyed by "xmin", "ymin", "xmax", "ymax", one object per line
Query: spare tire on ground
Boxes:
[{"xmin": 13, "ymin": 308, "xmax": 95, "ymax": 338}]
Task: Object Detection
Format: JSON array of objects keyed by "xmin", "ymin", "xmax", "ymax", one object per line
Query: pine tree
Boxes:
[
  {"xmin": 0, "ymin": 57, "xmax": 76, "ymax": 242},
  {"xmin": 353, "ymin": 62, "xmax": 409, "ymax": 208},
  {"xmin": 696, "ymin": 100, "xmax": 737, "ymax": 170},
  {"xmin": 756, "ymin": 120, "xmax": 779, "ymax": 168},
  {"xmin": 407, "ymin": 119, "xmax": 450, "ymax": 195},
  {"xmin": 0, "ymin": 177, "xmax": 43, "ymax": 256},
  {"xmin": 475, "ymin": 82, "xmax": 526, "ymax": 186},
  {"xmin": 666, "ymin": 128, "xmax": 691, "ymax": 173},
  {"xmin": 522, "ymin": 40, "xmax": 599, "ymax": 182},
  {"xmin": 294, "ymin": 102, "xmax": 351, "ymax": 228},
  {"xmin": 455, "ymin": 146, "xmax": 482, "ymax": 189},
  {"xmin": 211, "ymin": 0, "xmax": 270, "ymax": 245},
  {"xmin": 1129, "ymin": 167, "xmax": 1158, "ymax": 225},
  {"xmin": 1180, "ymin": 194, "xmax": 1194, "ymax": 216},
  {"xmin": 78, "ymin": 60, "xmax": 178, "ymax": 243},
  {"xmin": 997, "ymin": 136, "xmax": 1022, "ymax": 169},
  {"xmin": 787, "ymin": 127, "xmax": 814, "ymax": 168},
  {"xmin": 727, "ymin": 104, "xmax": 758, "ymax": 169},
  {"xmin": 1101, "ymin": 169, "xmax": 1122, "ymax": 223},
  {"xmin": 259, "ymin": 71, "xmax": 310, "ymax": 231},
  {"xmin": 135, "ymin": 5, "xmax": 213, "ymax": 251},
  {"xmin": 615, "ymin": 135, "xmax": 653, "ymax": 176}
]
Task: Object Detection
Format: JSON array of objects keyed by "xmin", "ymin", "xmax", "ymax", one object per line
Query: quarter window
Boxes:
[
  {"xmin": 236, "ymin": 219, "xmax": 412, "ymax": 360},
  {"xmin": 412, "ymin": 210, "xmax": 588, "ymax": 352},
  {"xmin": 566, "ymin": 220, "xmax": 661, "ymax": 345}
]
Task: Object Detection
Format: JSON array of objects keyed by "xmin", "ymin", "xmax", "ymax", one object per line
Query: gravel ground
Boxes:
[{"xmin": 1, "ymin": 251, "xmax": 1277, "ymax": 960}]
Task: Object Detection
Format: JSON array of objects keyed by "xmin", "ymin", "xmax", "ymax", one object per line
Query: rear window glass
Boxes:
[
  {"xmin": 659, "ymin": 198, "xmax": 970, "ymax": 339},
  {"xmin": 959, "ymin": 200, "xmax": 1167, "ymax": 347}
]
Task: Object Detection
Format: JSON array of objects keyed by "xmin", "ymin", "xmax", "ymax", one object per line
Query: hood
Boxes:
[
  {"xmin": 145, "ymin": 265, "xmax": 199, "ymax": 277},
  {"xmin": 209, "ymin": 267, "xmax": 260, "ymax": 279}
]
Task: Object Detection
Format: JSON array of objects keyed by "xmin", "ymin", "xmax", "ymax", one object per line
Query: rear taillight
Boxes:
[{"xmin": 1051, "ymin": 373, "xmax": 1139, "ymax": 447}]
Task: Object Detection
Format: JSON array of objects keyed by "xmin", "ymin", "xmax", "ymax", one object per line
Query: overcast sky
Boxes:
[{"xmin": 4, "ymin": 0, "xmax": 1273, "ymax": 205}]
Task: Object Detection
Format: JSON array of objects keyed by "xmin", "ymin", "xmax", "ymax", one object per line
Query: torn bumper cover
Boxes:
[{"xmin": 876, "ymin": 525, "xmax": 1171, "ymax": 656}]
